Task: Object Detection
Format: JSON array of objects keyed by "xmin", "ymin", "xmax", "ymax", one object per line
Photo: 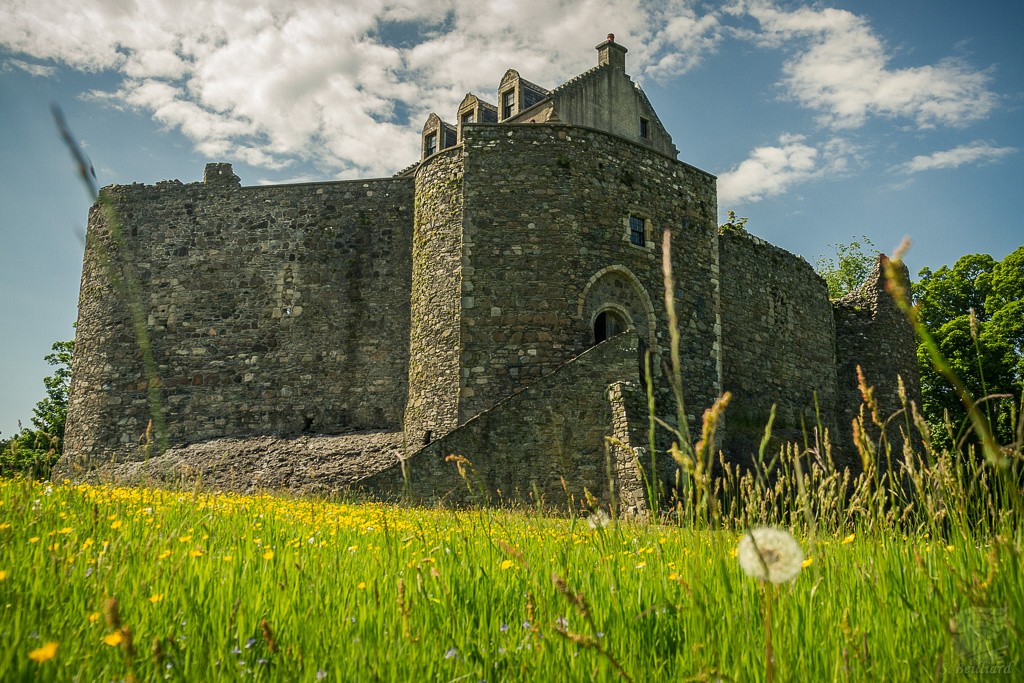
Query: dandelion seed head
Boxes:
[{"xmin": 737, "ymin": 528, "xmax": 804, "ymax": 584}]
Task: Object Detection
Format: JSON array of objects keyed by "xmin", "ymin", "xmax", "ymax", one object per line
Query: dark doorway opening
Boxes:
[{"xmin": 594, "ymin": 309, "xmax": 627, "ymax": 344}]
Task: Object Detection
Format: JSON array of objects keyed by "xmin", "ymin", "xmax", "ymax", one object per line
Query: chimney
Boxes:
[{"xmin": 596, "ymin": 33, "xmax": 627, "ymax": 71}]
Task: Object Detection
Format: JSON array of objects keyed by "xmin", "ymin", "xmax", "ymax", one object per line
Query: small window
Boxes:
[
  {"xmin": 461, "ymin": 111, "xmax": 474, "ymax": 126},
  {"xmin": 501, "ymin": 90, "xmax": 515, "ymax": 119},
  {"xmin": 639, "ymin": 117, "xmax": 649, "ymax": 139},
  {"xmin": 425, "ymin": 132, "xmax": 437, "ymax": 156},
  {"xmin": 629, "ymin": 215, "xmax": 646, "ymax": 246}
]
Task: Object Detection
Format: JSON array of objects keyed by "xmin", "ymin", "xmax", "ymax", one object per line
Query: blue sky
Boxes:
[{"xmin": 1, "ymin": 0, "xmax": 1022, "ymax": 439}]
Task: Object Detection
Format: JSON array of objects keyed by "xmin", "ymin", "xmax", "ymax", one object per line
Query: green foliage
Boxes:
[
  {"xmin": 814, "ymin": 236, "xmax": 878, "ymax": 299},
  {"xmin": 0, "ymin": 339, "xmax": 73, "ymax": 479},
  {"xmin": 718, "ymin": 210, "xmax": 749, "ymax": 234},
  {"xmin": 914, "ymin": 247, "xmax": 1024, "ymax": 449}
]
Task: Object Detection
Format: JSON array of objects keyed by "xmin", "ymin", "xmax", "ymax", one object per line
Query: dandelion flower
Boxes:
[
  {"xmin": 802, "ymin": 557, "xmax": 814, "ymax": 568},
  {"xmin": 0, "ymin": 570, "xmax": 7, "ymax": 581},
  {"xmin": 263, "ymin": 550, "xmax": 274, "ymax": 560},
  {"xmin": 841, "ymin": 533, "xmax": 855, "ymax": 545},
  {"xmin": 500, "ymin": 559, "xmax": 514, "ymax": 570},
  {"xmin": 158, "ymin": 550, "xmax": 172, "ymax": 560},
  {"xmin": 356, "ymin": 582, "xmax": 366, "ymax": 590},
  {"xmin": 149, "ymin": 594, "xmax": 163, "ymax": 603},
  {"xmin": 586, "ymin": 510, "xmax": 611, "ymax": 530},
  {"xmin": 103, "ymin": 632, "xmax": 123, "ymax": 647},
  {"xmin": 89, "ymin": 612, "xmax": 100, "ymax": 623},
  {"xmin": 28, "ymin": 641, "xmax": 58, "ymax": 663},
  {"xmin": 737, "ymin": 528, "xmax": 804, "ymax": 584}
]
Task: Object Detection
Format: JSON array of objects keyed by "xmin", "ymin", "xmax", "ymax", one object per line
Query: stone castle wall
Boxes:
[
  {"xmin": 404, "ymin": 148, "xmax": 465, "ymax": 444},
  {"xmin": 454, "ymin": 123, "xmax": 720, "ymax": 429},
  {"xmin": 359, "ymin": 332, "xmax": 642, "ymax": 507},
  {"xmin": 834, "ymin": 257, "xmax": 921, "ymax": 448},
  {"xmin": 718, "ymin": 231, "xmax": 839, "ymax": 464},
  {"xmin": 61, "ymin": 174, "xmax": 414, "ymax": 471}
]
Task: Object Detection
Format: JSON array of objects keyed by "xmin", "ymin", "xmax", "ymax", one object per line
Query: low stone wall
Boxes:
[
  {"xmin": 358, "ymin": 332, "xmax": 643, "ymax": 508},
  {"xmin": 72, "ymin": 431, "xmax": 406, "ymax": 496}
]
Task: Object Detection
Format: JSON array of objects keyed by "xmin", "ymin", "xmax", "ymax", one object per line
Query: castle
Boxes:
[{"xmin": 57, "ymin": 37, "xmax": 919, "ymax": 508}]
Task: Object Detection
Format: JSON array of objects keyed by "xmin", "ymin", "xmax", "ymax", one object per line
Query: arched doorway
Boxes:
[{"xmin": 594, "ymin": 308, "xmax": 628, "ymax": 344}]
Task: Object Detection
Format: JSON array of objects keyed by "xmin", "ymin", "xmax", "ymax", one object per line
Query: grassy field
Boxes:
[{"xmin": 1, "ymin": 476, "xmax": 1020, "ymax": 682}]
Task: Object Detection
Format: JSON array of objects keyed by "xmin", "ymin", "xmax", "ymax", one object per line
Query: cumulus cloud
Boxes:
[
  {"xmin": 892, "ymin": 142, "xmax": 1018, "ymax": 174},
  {"xmin": 718, "ymin": 133, "xmax": 855, "ymax": 205},
  {"xmin": 0, "ymin": 0, "xmax": 723, "ymax": 177},
  {"xmin": 729, "ymin": 0, "xmax": 997, "ymax": 129}
]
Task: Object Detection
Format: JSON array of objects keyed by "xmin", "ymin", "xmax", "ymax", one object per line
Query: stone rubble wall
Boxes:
[
  {"xmin": 833, "ymin": 256, "xmax": 921, "ymax": 455},
  {"xmin": 59, "ymin": 172, "xmax": 414, "ymax": 476},
  {"xmin": 457, "ymin": 124, "xmax": 721, "ymax": 431},
  {"xmin": 358, "ymin": 332, "xmax": 642, "ymax": 508},
  {"xmin": 403, "ymin": 148, "xmax": 465, "ymax": 445},
  {"xmin": 718, "ymin": 230, "xmax": 839, "ymax": 467}
]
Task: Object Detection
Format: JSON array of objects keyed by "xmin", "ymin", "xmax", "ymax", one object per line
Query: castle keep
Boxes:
[{"xmin": 58, "ymin": 38, "xmax": 919, "ymax": 507}]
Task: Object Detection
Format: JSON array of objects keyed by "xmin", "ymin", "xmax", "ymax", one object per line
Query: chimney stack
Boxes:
[{"xmin": 596, "ymin": 34, "xmax": 627, "ymax": 71}]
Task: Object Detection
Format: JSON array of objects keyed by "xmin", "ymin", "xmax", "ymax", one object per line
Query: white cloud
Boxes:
[
  {"xmin": 4, "ymin": 58, "xmax": 57, "ymax": 77},
  {"xmin": 718, "ymin": 133, "xmax": 855, "ymax": 205},
  {"xmin": 0, "ymin": 0, "xmax": 721, "ymax": 177},
  {"xmin": 892, "ymin": 142, "xmax": 1017, "ymax": 174},
  {"xmin": 731, "ymin": 0, "xmax": 997, "ymax": 129}
]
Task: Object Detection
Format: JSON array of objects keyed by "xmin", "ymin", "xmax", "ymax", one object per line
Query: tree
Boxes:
[
  {"xmin": 914, "ymin": 248, "xmax": 1023, "ymax": 449},
  {"xmin": 0, "ymin": 339, "xmax": 74, "ymax": 479},
  {"xmin": 814, "ymin": 237, "xmax": 878, "ymax": 299}
]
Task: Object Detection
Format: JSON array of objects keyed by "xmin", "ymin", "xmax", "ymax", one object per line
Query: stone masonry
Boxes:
[{"xmin": 57, "ymin": 37, "xmax": 919, "ymax": 506}]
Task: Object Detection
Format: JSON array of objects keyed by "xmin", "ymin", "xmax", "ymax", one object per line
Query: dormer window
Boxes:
[
  {"xmin": 501, "ymin": 89, "xmax": 515, "ymax": 119},
  {"xmin": 425, "ymin": 132, "xmax": 437, "ymax": 156},
  {"xmin": 639, "ymin": 117, "xmax": 649, "ymax": 139},
  {"xmin": 461, "ymin": 111, "xmax": 474, "ymax": 126}
]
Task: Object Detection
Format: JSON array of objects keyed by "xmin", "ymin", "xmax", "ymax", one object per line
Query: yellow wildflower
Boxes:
[
  {"xmin": 29, "ymin": 536, "xmax": 40, "ymax": 544},
  {"xmin": 103, "ymin": 632, "xmax": 123, "ymax": 647},
  {"xmin": 223, "ymin": 555, "xmax": 233, "ymax": 562},
  {"xmin": 263, "ymin": 550, "xmax": 274, "ymax": 560},
  {"xmin": 59, "ymin": 527, "xmax": 73, "ymax": 535},
  {"xmin": 149, "ymin": 594, "xmax": 163, "ymax": 604},
  {"xmin": 0, "ymin": 570, "xmax": 7, "ymax": 581},
  {"xmin": 28, "ymin": 641, "xmax": 58, "ymax": 663},
  {"xmin": 89, "ymin": 612, "xmax": 100, "ymax": 623},
  {"xmin": 158, "ymin": 550, "xmax": 172, "ymax": 560},
  {"xmin": 178, "ymin": 535, "xmax": 192, "ymax": 543},
  {"xmin": 109, "ymin": 520, "xmax": 122, "ymax": 530},
  {"xmin": 500, "ymin": 559, "xmax": 514, "ymax": 570},
  {"xmin": 0, "ymin": 522, "xmax": 10, "ymax": 530},
  {"xmin": 668, "ymin": 572, "xmax": 679, "ymax": 581},
  {"xmin": 357, "ymin": 581, "xmax": 367, "ymax": 590},
  {"xmin": 841, "ymin": 534, "xmax": 855, "ymax": 545},
  {"xmin": 635, "ymin": 562, "xmax": 647, "ymax": 569},
  {"xmin": 802, "ymin": 557, "xmax": 814, "ymax": 568},
  {"xmin": 945, "ymin": 545, "xmax": 954, "ymax": 553},
  {"xmin": 189, "ymin": 549, "xmax": 204, "ymax": 558}
]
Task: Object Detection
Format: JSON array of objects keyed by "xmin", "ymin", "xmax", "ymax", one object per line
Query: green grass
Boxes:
[{"xmin": 1, "ymin": 477, "xmax": 1021, "ymax": 681}]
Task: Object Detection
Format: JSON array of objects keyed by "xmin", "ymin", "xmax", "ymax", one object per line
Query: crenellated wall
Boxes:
[{"xmin": 60, "ymin": 172, "xmax": 413, "ymax": 473}]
